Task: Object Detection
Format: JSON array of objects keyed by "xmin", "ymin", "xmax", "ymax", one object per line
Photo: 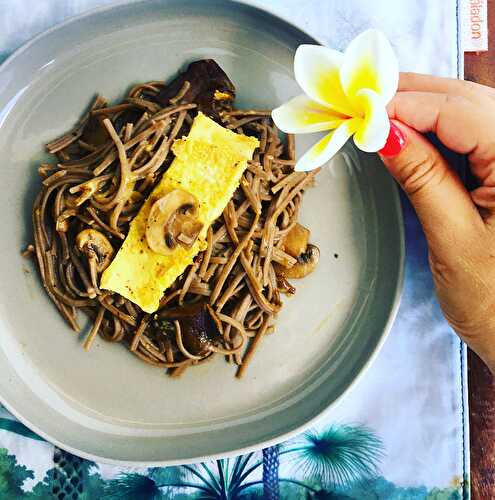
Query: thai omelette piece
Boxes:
[{"xmin": 100, "ymin": 112, "xmax": 259, "ymax": 313}]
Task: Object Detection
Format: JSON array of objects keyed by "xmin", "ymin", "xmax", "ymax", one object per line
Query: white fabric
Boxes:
[{"xmin": 0, "ymin": 0, "xmax": 467, "ymax": 495}]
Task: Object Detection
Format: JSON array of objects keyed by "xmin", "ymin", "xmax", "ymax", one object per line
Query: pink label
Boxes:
[{"xmin": 461, "ymin": 0, "xmax": 488, "ymax": 52}]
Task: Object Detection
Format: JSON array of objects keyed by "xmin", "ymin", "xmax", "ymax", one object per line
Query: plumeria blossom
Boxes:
[{"xmin": 272, "ymin": 29, "xmax": 399, "ymax": 172}]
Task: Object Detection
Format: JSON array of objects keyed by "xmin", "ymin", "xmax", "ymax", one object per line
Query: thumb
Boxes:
[{"xmin": 379, "ymin": 120, "xmax": 482, "ymax": 250}]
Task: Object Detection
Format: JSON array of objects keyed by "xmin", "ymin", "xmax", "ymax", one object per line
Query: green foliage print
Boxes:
[
  {"xmin": 0, "ymin": 448, "xmax": 34, "ymax": 499},
  {"xmin": 0, "ymin": 421, "xmax": 467, "ymax": 500}
]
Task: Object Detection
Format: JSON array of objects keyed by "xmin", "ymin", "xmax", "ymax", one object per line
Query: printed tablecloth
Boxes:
[{"xmin": 0, "ymin": 0, "xmax": 469, "ymax": 498}]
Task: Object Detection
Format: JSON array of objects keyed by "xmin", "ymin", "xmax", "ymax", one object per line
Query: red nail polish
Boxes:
[{"xmin": 379, "ymin": 121, "xmax": 407, "ymax": 157}]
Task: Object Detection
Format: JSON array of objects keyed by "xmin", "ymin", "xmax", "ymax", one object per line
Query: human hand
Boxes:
[{"xmin": 378, "ymin": 72, "xmax": 495, "ymax": 373}]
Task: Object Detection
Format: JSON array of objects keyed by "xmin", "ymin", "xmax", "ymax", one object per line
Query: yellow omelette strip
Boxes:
[{"xmin": 100, "ymin": 112, "xmax": 259, "ymax": 313}]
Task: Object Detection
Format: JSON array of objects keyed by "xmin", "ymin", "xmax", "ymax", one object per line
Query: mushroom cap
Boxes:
[
  {"xmin": 75, "ymin": 229, "xmax": 114, "ymax": 272},
  {"xmin": 282, "ymin": 223, "xmax": 310, "ymax": 258},
  {"xmin": 145, "ymin": 189, "xmax": 203, "ymax": 255},
  {"xmin": 274, "ymin": 244, "xmax": 320, "ymax": 279}
]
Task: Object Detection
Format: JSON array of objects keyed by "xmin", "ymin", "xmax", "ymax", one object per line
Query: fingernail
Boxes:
[{"xmin": 379, "ymin": 121, "xmax": 407, "ymax": 157}]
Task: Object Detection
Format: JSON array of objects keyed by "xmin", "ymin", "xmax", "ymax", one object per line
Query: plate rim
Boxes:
[{"xmin": 0, "ymin": 0, "xmax": 405, "ymax": 466}]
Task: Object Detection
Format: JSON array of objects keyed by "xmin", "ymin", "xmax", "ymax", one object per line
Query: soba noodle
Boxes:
[{"xmin": 29, "ymin": 76, "xmax": 314, "ymax": 378}]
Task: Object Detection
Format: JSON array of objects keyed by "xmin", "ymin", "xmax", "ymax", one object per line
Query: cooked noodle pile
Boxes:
[{"xmin": 30, "ymin": 72, "xmax": 315, "ymax": 378}]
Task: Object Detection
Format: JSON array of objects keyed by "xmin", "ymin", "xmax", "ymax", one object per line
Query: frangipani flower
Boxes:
[{"xmin": 272, "ymin": 29, "xmax": 399, "ymax": 172}]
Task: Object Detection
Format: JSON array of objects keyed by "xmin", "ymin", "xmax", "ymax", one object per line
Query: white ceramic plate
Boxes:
[{"xmin": 0, "ymin": 0, "xmax": 404, "ymax": 465}]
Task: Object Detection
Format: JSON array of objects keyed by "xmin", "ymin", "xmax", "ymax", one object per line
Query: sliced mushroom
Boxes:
[
  {"xmin": 145, "ymin": 189, "xmax": 204, "ymax": 255},
  {"xmin": 275, "ymin": 244, "xmax": 320, "ymax": 279},
  {"xmin": 156, "ymin": 301, "xmax": 220, "ymax": 357},
  {"xmin": 274, "ymin": 223, "xmax": 319, "ymax": 280},
  {"xmin": 76, "ymin": 229, "xmax": 114, "ymax": 272},
  {"xmin": 76, "ymin": 229, "xmax": 115, "ymax": 293},
  {"xmin": 282, "ymin": 223, "xmax": 310, "ymax": 258}
]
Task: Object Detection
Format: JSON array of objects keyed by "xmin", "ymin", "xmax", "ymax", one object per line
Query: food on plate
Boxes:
[
  {"xmin": 29, "ymin": 59, "xmax": 319, "ymax": 377},
  {"xmin": 101, "ymin": 112, "xmax": 259, "ymax": 313}
]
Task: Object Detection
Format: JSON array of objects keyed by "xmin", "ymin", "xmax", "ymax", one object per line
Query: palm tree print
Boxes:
[
  {"xmin": 103, "ymin": 472, "xmax": 164, "ymax": 499},
  {"xmin": 262, "ymin": 445, "xmax": 280, "ymax": 500},
  {"xmin": 0, "ymin": 402, "xmax": 466, "ymax": 499},
  {"xmin": 257, "ymin": 425, "xmax": 383, "ymax": 498},
  {"xmin": 289, "ymin": 425, "xmax": 384, "ymax": 487},
  {"xmin": 51, "ymin": 448, "xmax": 98, "ymax": 500},
  {"xmin": 95, "ymin": 424, "xmax": 384, "ymax": 499},
  {"xmin": 104, "ymin": 455, "xmax": 262, "ymax": 499},
  {"xmin": 0, "ymin": 423, "xmax": 466, "ymax": 499}
]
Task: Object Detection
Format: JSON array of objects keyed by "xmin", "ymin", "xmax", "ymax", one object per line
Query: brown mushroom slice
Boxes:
[
  {"xmin": 282, "ymin": 223, "xmax": 310, "ymax": 258},
  {"xmin": 274, "ymin": 244, "xmax": 320, "ymax": 279},
  {"xmin": 76, "ymin": 229, "xmax": 114, "ymax": 272},
  {"xmin": 76, "ymin": 229, "xmax": 115, "ymax": 295},
  {"xmin": 145, "ymin": 189, "xmax": 204, "ymax": 255},
  {"xmin": 157, "ymin": 301, "xmax": 220, "ymax": 357}
]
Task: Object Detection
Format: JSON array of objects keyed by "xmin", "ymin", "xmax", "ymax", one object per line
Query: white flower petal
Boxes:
[
  {"xmin": 295, "ymin": 119, "xmax": 360, "ymax": 172},
  {"xmin": 352, "ymin": 88, "xmax": 390, "ymax": 152},
  {"xmin": 340, "ymin": 29, "xmax": 399, "ymax": 105},
  {"xmin": 272, "ymin": 95, "xmax": 346, "ymax": 134},
  {"xmin": 294, "ymin": 45, "xmax": 356, "ymax": 116}
]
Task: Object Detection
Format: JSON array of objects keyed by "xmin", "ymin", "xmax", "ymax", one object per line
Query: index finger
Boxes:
[
  {"xmin": 399, "ymin": 72, "xmax": 495, "ymax": 103},
  {"xmin": 387, "ymin": 91, "xmax": 494, "ymax": 159}
]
